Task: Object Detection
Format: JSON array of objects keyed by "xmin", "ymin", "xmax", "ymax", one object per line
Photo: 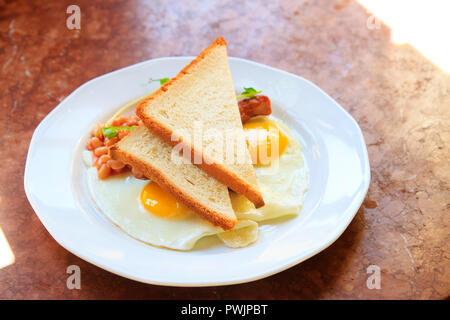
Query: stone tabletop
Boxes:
[{"xmin": 0, "ymin": 0, "xmax": 448, "ymax": 299}]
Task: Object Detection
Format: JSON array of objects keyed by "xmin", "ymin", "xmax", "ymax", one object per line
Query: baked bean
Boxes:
[
  {"xmin": 105, "ymin": 137, "xmax": 119, "ymax": 146},
  {"xmin": 87, "ymin": 137, "xmax": 103, "ymax": 150},
  {"xmin": 111, "ymin": 115, "xmax": 128, "ymax": 127},
  {"xmin": 130, "ymin": 114, "xmax": 140, "ymax": 122},
  {"xmin": 131, "ymin": 167, "xmax": 145, "ymax": 179},
  {"xmin": 97, "ymin": 163, "xmax": 112, "ymax": 179},
  {"xmin": 107, "ymin": 159, "xmax": 125, "ymax": 170},
  {"xmin": 98, "ymin": 154, "xmax": 111, "ymax": 165},
  {"xmin": 92, "ymin": 122, "xmax": 104, "ymax": 139},
  {"xmin": 94, "ymin": 146, "xmax": 108, "ymax": 157},
  {"xmin": 118, "ymin": 130, "xmax": 130, "ymax": 139}
]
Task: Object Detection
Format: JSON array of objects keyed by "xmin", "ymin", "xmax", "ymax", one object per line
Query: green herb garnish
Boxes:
[
  {"xmin": 236, "ymin": 87, "xmax": 262, "ymax": 99},
  {"xmin": 150, "ymin": 78, "xmax": 170, "ymax": 85},
  {"xmin": 101, "ymin": 126, "xmax": 137, "ymax": 139}
]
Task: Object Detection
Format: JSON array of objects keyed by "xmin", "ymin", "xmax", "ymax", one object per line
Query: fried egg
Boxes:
[
  {"xmin": 232, "ymin": 116, "xmax": 308, "ymax": 222},
  {"xmin": 84, "ymin": 115, "xmax": 308, "ymax": 251}
]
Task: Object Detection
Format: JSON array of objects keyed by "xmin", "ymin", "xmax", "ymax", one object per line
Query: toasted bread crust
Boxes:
[
  {"xmin": 110, "ymin": 144, "xmax": 237, "ymax": 230},
  {"xmin": 136, "ymin": 37, "xmax": 265, "ymax": 208}
]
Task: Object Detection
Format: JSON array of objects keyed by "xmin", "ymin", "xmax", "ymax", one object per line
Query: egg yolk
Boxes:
[
  {"xmin": 243, "ymin": 119, "xmax": 288, "ymax": 165},
  {"xmin": 140, "ymin": 181, "xmax": 189, "ymax": 219}
]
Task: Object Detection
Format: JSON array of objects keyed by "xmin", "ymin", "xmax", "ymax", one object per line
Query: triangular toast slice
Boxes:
[
  {"xmin": 110, "ymin": 126, "xmax": 237, "ymax": 230},
  {"xmin": 136, "ymin": 37, "xmax": 264, "ymax": 208}
]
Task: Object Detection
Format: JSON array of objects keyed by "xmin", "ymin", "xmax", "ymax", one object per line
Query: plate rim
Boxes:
[{"xmin": 24, "ymin": 56, "xmax": 371, "ymax": 287}]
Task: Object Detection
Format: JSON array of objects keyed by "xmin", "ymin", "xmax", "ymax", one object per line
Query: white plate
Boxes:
[{"xmin": 24, "ymin": 57, "xmax": 370, "ymax": 286}]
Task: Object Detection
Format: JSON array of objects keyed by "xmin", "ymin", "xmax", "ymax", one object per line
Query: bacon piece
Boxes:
[{"xmin": 238, "ymin": 95, "xmax": 272, "ymax": 123}]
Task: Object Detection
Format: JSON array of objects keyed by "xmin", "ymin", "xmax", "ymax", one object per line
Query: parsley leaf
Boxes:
[
  {"xmin": 101, "ymin": 126, "xmax": 137, "ymax": 139},
  {"xmin": 236, "ymin": 87, "xmax": 262, "ymax": 99},
  {"xmin": 150, "ymin": 78, "xmax": 170, "ymax": 85}
]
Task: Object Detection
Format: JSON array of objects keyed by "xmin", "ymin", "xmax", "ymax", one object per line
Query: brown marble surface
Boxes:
[{"xmin": 0, "ymin": 0, "xmax": 448, "ymax": 299}]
